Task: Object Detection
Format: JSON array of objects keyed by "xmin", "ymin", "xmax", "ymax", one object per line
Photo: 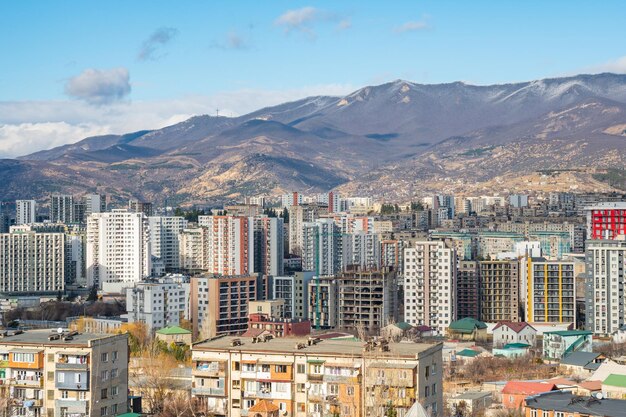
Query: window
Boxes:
[
  {"xmin": 329, "ymin": 384, "xmax": 339, "ymax": 395},
  {"xmin": 101, "ymin": 370, "xmax": 109, "ymax": 381},
  {"xmin": 57, "ymin": 373, "xmax": 65, "ymax": 383},
  {"xmin": 111, "ymin": 368, "xmax": 118, "ymax": 378},
  {"xmin": 312, "ymin": 364, "xmax": 322, "ymax": 374},
  {"xmin": 347, "ymin": 386, "xmax": 354, "ymax": 396},
  {"xmin": 12, "ymin": 353, "xmax": 35, "ymax": 363},
  {"xmin": 297, "ymin": 383, "xmax": 305, "ymax": 393},
  {"xmin": 101, "ymin": 388, "xmax": 108, "ymax": 399},
  {"xmin": 101, "ymin": 352, "xmax": 108, "ymax": 362},
  {"xmin": 111, "ymin": 386, "xmax": 118, "ymax": 396},
  {"xmin": 275, "ymin": 365, "xmax": 287, "ymax": 373},
  {"xmin": 297, "ymin": 364, "xmax": 305, "ymax": 374},
  {"xmin": 233, "ymin": 361, "xmax": 240, "ymax": 371},
  {"xmin": 47, "ymin": 372, "xmax": 54, "ymax": 382},
  {"xmin": 111, "ymin": 404, "xmax": 117, "ymax": 414},
  {"xmin": 61, "ymin": 390, "xmax": 69, "ymax": 399},
  {"xmin": 432, "ymin": 383, "xmax": 437, "ymax": 395},
  {"xmin": 233, "ymin": 379, "xmax": 241, "ymax": 389},
  {"xmin": 112, "ymin": 351, "xmax": 118, "ymax": 361},
  {"xmin": 100, "ymin": 406, "xmax": 107, "ymax": 417},
  {"xmin": 530, "ymin": 410, "xmax": 537, "ymax": 417},
  {"xmin": 425, "ymin": 365, "xmax": 430, "ymax": 378},
  {"xmin": 79, "ymin": 392, "xmax": 87, "ymax": 400},
  {"xmin": 425, "ymin": 386, "xmax": 430, "ymax": 397},
  {"xmin": 75, "ymin": 373, "xmax": 82, "ymax": 383}
]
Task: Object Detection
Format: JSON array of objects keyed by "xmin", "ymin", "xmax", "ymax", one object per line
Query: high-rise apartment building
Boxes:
[
  {"xmin": 272, "ymin": 271, "xmax": 315, "ymax": 319},
  {"xmin": 0, "ymin": 225, "xmax": 65, "ymax": 293},
  {"xmin": 281, "ymin": 191, "xmax": 302, "ymax": 208},
  {"xmin": 128, "ymin": 199, "xmax": 153, "ymax": 216},
  {"xmin": 302, "ymin": 218, "xmax": 343, "ymax": 276},
  {"xmin": 16, "ymin": 200, "xmax": 36, "ymax": 225},
  {"xmin": 190, "ymin": 274, "xmax": 263, "ymax": 339},
  {"xmin": 198, "ymin": 215, "xmax": 254, "ymax": 276},
  {"xmin": 252, "ymin": 216, "xmax": 284, "ymax": 276},
  {"xmin": 126, "ymin": 280, "xmax": 187, "ymax": 332},
  {"xmin": 86, "ymin": 210, "xmax": 151, "ymax": 288},
  {"xmin": 479, "ymin": 259, "xmax": 521, "ymax": 322},
  {"xmin": 585, "ymin": 239, "xmax": 626, "ymax": 335},
  {"xmin": 586, "ymin": 202, "xmax": 626, "ymax": 240},
  {"xmin": 179, "ymin": 227, "xmax": 206, "ymax": 273},
  {"xmin": 0, "ymin": 329, "xmax": 128, "ymax": 417},
  {"xmin": 148, "ymin": 216, "xmax": 188, "ymax": 271},
  {"xmin": 50, "ymin": 194, "xmax": 74, "ymax": 223},
  {"xmin": 526, "ymin": 258, "xmax": 575, "ymax": 324},
  {"xmin": 84, "ymin": 194, "xmax": 106, "ymax": 216},
  {"xmin": 403, "ymin": 241, "xmax": 457, "ymax": 335},
  {"xmin": 308, "ymin": 275, "xmax": 338, "ymax": 329},
  {"xmin": 456, "ymin": 261, "xmax": 481, "ymax": 320},
  {"xmin": 344, "ymin": 232, "xmax": 380, "ymax": 270},
  {"xmin": 288, "ymin": 204, "xmax": 328, "ymax": 256},
  {"xmin": 191, "ymin": 336, "xmax": 443, "ymax": 417},
  {"xmin": 336, "ymin": 266, "xmax": 398, "ymax": 332}
]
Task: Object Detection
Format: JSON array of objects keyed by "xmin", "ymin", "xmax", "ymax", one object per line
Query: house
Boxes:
[
  {"xmin": 492, "ymin": 321, "xmax": 537, "ymax": 348},
  {"xmin": 493, "ymin": 343, "xmax": 531, "ymax": 358},
  {"xmin": 591, "ymin": 360, "xmax": 626, "ymax": 382},
  {"xmin": 524, "ymin": 390, "xmax": 625, "ymax": 417},
  {"xmin": 155, "ymin": 325, "xmax": 193, "ymax": 346},
  {"xmin": 613, "ymin": 324, "xmax": 626, "ymax": 344},
  {"xmin": 548, "ymin": 378, "xmax": 602, "ymax": 396},
  {"xmin": 381, "ymin": 322, "xmax": 414, "ymax": 340},
  {"xmin": 559, "ymin": 351, "xmax": 604, "ymax": 375},
  {"xmin": 501, "ymin": 381, "xmax": 557, "ymax": 410},
  {"xmin": 448, "ymin": 318, "xmax": 488, "ymax": 341},
  {"xmin": 543, "ymin": 330, "xmax": 592, "ymax": 360},
  {"xmin": 603, "ymin": 374, "xmax": 626, "ymax": 399},
  {"xmin": 248, "ymin": 399, "xmax": 280, "ymax": 417},
  {"xmin": 243, "ymin": 313, "xmax": 311, "ymax": 338},
  {"xmin": 447, "ymin": 391, "xmax": 492, "ymax": 415},
  {"xmin": 454, "ymin": 347, "xmax": 489, "ymax": 363}
]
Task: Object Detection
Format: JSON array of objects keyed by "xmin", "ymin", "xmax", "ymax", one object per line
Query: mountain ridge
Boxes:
[{"xmin": 6, "ymin": 72, "xmax": 626, "ymax": 204}]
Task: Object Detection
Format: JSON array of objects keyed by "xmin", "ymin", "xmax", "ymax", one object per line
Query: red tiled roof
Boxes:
[
  {"xmin": 578, "ymin": 380, "xmax": 602, "ymax": 391},
  {"xmin": 502, "ymin": 381, "xmax": 557, "ymax": 395},
  {"xmin": 493, "ymin": 321, "xmax": 536, "ymax": 333},
  {"xmin": 249, "ymin": 400, "xmax": 279, "ymax": 412}
]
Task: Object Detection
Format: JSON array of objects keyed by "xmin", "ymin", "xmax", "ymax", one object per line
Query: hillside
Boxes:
[{"xmin": 5, "ymin": 73, "xmax": 626, "ymax": 204}]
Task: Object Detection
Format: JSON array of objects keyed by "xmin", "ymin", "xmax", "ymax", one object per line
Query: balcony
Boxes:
[
  {"xmin": 191, "ymin": 386, "xmax": 225, "ymax": 396},
  {"xmin": 308, "ymin": 373, "xmax": 323, "ymax": 381},
  {"xmin": 12, "ymin": 378, "xmax": 43, "ymax": 388},
  {"xmin": 56, "ymin": 362, "xmax": 89, "ymax": 371}
]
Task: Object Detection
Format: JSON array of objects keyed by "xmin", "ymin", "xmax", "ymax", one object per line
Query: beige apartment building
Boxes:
[
  {"xmin": 191, "ymin": 335, "xmax": 443, "ymax": 417},
  {"xmin": 0, "ymin": 329, "xmax": 128, "ymax": 417}
]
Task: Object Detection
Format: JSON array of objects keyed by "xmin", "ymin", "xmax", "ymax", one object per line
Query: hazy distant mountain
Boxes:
[{"xmin": 5, "ymin": 73, "xmax": 626, "ymax": 204}]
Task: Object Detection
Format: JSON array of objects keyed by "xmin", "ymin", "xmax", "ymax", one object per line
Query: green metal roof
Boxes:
[
  {"xmin": 544, "ymin": 330, "xmax": 592, "ymax": 337},
  {"xmin": 603, "ymin": 374, "xmax": 626, "ymax": 388},
  {"xmin": 449, "ymin": 317, "xmax": 487, "ymax": 333},
  {"xmin": 456, "ymin": 349, "xmax": 480, "ymax": 357},
  {"xmin": 116, "ymin": 413, "xmax": 142, "ymax": 417},
  {"xmin": 394, "ymin": 321, "xmax": 413, "ymax": 331},
  {"xmin": 503, "ymin": 343, "xmax": 531, "ymax": 349},
  {"xmin": 156, "ymin": 326, "xmax": 192, "ymax": 335}
]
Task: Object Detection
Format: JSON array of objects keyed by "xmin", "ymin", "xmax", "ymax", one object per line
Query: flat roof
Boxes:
[
  {"xmin": 193, "ymin": 336, "xmax": 440, "ymax": 358},
  {"xmin": 0, "ymin": 329, "xmax": 123, "ymax": 347},
  {"xmin": 525, "ymin": 391, "xmax": 624, "ymax": 416},
  {"xmin": 452, "ymin": 391, "xmax": 492, "ymax": 400}
]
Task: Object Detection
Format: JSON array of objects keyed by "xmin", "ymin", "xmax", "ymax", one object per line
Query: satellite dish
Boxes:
[
  {"xmin": 596, "ymin": 393, "xmax": 604, "ymax": 400},
  {"xmin": 57, "ymin": 328, "xmax": 64, "ymax": 334}
]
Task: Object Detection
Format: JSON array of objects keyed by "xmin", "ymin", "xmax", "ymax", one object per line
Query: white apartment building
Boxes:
[
  {"xmin": 288, "ymin": 204, "xmax": 328, "ymax": 256},
  {"xmin": 179, "ymin": 227, "xmax": 206, "ymax": 273},
  {"xmin": 86, "ymin": 210, "xmax": 151, "ymax": 288},
  {"xmin": 586, "ymin": 239, "xmax": 626, "ymax": 336},
  {"xmin": 84, "ymin": 194, "xmax": 106, "ymax": 216},
  {"xmin": 126, "ymin": 279, "xmax": 187, "ymax": 332},
  {"xmin": 198, "ymin": 215, "xmax": 254, "ymax": 276},
  {"xmin": 16, "ymin": 200, "xmax": 36, "ymax": 225},
  {"xmin": 344, "ymin": 231, "xmax": 380, "ymax": 269},
  {"xmin": 0, "ymin": 225, "xmax": 65, "ymax": 293},
  {"xmin": 403, "ymin": 241, "xmax": 457, "ymax": 335},
  {"xmin": 148, "ymin": 216, "xmax": 188, "ymax": 271},
  {"xmin": 302, "ymin": 218, "xmax": 343, "ymax": 276}
]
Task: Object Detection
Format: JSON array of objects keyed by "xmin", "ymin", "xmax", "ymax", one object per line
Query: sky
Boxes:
[{"xmin": 1, "ymin": 0, "xmax": 626, "ymax": 157}]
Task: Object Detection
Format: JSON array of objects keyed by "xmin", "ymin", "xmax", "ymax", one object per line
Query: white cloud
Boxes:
[
  {"xmin": 394, "ymin": 20, "xmax": 430, "ymax": 33},
  {"xmin": 275, "ymin": 6, "xmax": 319, "ymax": 32},
  {"xmin": 0, "ymin": 83, "xmax": 355, "ymax": 158},
  {"xmin": 211, "ymin": 31, "xmax": 249, "ymax": 50},
  {"xmin": 65, "ymin": 68, "xmax": 131, "ymax": 105},
  {"xmin": 138, "ymin": 27, "xmax": 179, "ymax": 61}
]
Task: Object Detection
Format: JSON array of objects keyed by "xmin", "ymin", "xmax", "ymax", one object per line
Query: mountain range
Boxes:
[{"xmin": 4, "ymin": 73, "xmax": 626, "ymax": 205}]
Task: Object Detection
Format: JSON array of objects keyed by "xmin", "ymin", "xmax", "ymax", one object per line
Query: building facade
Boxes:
[
  {"xmin": 526, "ymin": 258, "xmax": 575, "ymax": 324},
  {"xmin": 86, "ymin": 210, "xmax": 151, "ymax": 288},
  {"xmin": 403, "ymin": 241, "xmax": 456, "ymax": 335},
  {"xmin": 479, "ymin": 259, "xmax": 521, "ymax": 323},
  {"xmin": 456, "ymin": 261, "xmax": 481, "ymax": 320},
  {"xmin": 148, "ymin": 216, "xmax": 188, "ymax": 271},
  {"xmin": 586, "ymin": 202, "xmax": 626, "ymax": 240},
  {"xmin": 0, "ymin": 329, "xmax": 128, "ymax": 417},
  {"xmin": 198, "ymin": 216, "xmax": 254, "ymax": 276},
  {"xmin": 16, "ymin": 200, "xmax": 37, "ymax": 225},
  {"xmin": 191, "ymin": 336, "xmax": 443, "ymax": 417},
  {"xmin": 273, "ymin": 272, "xmax": 314, "ymax": 319},
  {"xmin": 126, "ymin": 280, "xmax": 187, "ymax": 332}
]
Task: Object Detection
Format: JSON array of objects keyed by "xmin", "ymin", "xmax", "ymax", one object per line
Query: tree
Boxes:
[
  {"xmin": 130, "ymin": 351, "xmax": 183, "ymax": 415},
  {"xmin": 281, "ymin": 207, "xmax": 289, "ymax": 223},
  {"xmin": 86, "ymin": 285, "xmax": 98, "ymax": 301}
]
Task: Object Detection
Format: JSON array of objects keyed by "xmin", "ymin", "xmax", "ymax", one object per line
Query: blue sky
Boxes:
[{"xmin": 1, "ymin": 1, "xmax": 625, "ymax": 156}]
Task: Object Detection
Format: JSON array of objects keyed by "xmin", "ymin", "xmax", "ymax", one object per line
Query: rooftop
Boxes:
[
  {"xmin": 544, "ymin": 330, "xmax": 592, "ymax": 337},
  {"xmin": 0, "ymin": 329, "xmax": 124, "ymax": 347},
  {"xmin": 493, "ymin": 321, "xmax": 536, "ymax": 333},
  {"xmin": 193, "ymin": 336, "xmax": 440, "ymax": 358},
  {"xmin": 525, "ymin": 391, "xmax": 625, "ymax": 416},
  {"xmin": 603, "ymin": 374, "xmax": 626, "ymax": 388},
  {"xmin": 502, "ymin": 381, "xmax": 557, "ymax": 395},
  {"xmin": 452, "ymin": 391, "xmax": 492, "ymax": 400},
  {"xmin": 561, "ymin": 351, "xmax": 602, "ymax": 367},
  {"xmin": 449, "ymin": 317, "xmax": 487, "ymax": 333},
  {"xmin": 156, "ymin": 326, "xmax": 192, "ymax": 336},
  {"xmin": 456, "ymin": 348, "xmax": 480, "ymax": 358}
]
